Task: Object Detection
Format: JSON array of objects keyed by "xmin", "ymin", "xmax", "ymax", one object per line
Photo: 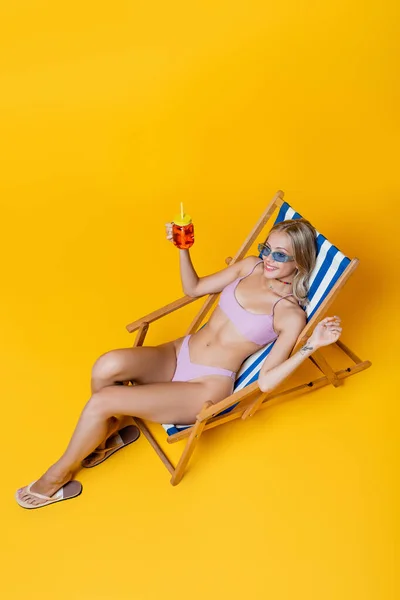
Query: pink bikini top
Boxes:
[{"xmin": 218, "ymin": 260, "xmax": 294, "ymax": 346}]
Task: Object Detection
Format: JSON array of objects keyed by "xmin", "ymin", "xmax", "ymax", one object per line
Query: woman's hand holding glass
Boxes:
[{"xmin": 165, "ymin": 222, "xmax": 174, "ymax": 243}]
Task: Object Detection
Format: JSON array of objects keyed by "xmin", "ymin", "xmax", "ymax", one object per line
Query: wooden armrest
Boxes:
[
  {"xmin": 196, "ymin": 381, "xmax": 260, "ymax": 422},
  {"xmin": 126, "ymin": 294, "xmax": 202, "ymax": 333}
]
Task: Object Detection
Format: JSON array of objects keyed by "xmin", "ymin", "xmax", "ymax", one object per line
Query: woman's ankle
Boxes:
[{"xmin": 44, "ymin": 462, "xmax": 74, "ymax": 485}]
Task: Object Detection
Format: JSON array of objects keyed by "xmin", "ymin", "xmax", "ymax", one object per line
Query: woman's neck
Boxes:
[{"xmin": 264, "ymin": 276, "xmax": 293, "ymax": 296}]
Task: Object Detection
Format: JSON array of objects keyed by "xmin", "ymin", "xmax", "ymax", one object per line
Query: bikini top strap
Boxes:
[
  {"xmin": 272, "ymin": 293, "xmax": 294, "ymax": 313},
  {"xmin": 239, "ymin": 259, "xmax": 263, "ymax": 281}
]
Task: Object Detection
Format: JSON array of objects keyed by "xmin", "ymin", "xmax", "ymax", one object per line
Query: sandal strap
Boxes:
[
  {"xmin": 26, "ymin": 482, "xmax": 53, "ymax": 501},
  {"xmin": 89, "ymin": 443, "xmax": 122, "ymax": 456}
]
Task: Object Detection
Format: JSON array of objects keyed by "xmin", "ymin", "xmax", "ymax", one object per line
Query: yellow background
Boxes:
[{"xmin": 1, "ymin": 2, "xmax": 398, "ymax": 599}]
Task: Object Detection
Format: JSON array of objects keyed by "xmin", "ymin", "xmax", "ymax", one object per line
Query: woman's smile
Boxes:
[{"xmin": 264, "ymin": 263, "xmax": 278, "ymax": 272}]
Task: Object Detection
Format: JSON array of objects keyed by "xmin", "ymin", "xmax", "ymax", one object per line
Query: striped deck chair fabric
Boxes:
[{"xmin": 163, "ymin": 202, "xmax": 351, "ymax": 436}]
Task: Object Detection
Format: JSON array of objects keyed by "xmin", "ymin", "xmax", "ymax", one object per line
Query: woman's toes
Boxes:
[{"xmin": 22, "ymin": 492, "xmax": 45, "ymax": 506}]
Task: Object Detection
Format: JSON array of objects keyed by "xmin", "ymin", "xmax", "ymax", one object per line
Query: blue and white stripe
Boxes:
[{"xmin": 163, "ymin": 202, "xmax": 350, "ymax": 436}]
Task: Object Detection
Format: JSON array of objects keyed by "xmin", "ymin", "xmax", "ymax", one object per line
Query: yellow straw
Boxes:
[{"xmin": 180, "ymin": 202, "xmax": 184, "ymax": 220}]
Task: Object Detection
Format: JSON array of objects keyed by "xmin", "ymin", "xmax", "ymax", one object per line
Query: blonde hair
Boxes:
[{"xmin": 265, "ymin": 218, "xmax": 317, "ymax": 306}]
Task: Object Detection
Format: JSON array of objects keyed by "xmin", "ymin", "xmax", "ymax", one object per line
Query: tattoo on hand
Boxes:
[{"xmin": 299, "ymin": 344, "xmax": 314, "ymax": 356}]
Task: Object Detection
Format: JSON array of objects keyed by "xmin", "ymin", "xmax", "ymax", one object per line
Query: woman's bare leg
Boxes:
[
  {"xmin": 90, "ymin": 342, "xmax": 179, "ymax": 393},
  {"xmin": 80, "ymin": 416, "xmax": 122, "ymax": 465},
  {"xmin": 17, "ymin": 342, "xmax": 181, "ymax": 505},
  {"xmin": 17, "ymin": 377, "xmax": 232, "ymax": 506},
  {"xmin": 83, "ymin": 342, "xmax": 179, "ymax": 463}
]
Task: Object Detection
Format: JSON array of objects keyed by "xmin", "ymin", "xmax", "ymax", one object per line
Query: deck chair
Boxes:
[{"xmin": 125, "ymin": 190, "xmax": 371, "ymax": 485}]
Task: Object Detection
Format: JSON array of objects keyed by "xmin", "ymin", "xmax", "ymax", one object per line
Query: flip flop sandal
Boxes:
[
  {"xmin": 81, "ymin": 424, "xmax": 140, "ymax": 469},
  {"xmin": 16, "ymin": 480, "xmax": 82, "ymax": 510}
]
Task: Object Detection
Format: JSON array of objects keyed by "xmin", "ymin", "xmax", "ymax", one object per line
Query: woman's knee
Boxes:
[{"xmin": 91, "ymin": 350, "xmax": 125, "ymax": 382}]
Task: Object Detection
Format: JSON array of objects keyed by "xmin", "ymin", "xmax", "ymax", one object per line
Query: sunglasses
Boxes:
[{"xmin": 258, "ymin": 243, "xmax": 294, "ymax": 263}]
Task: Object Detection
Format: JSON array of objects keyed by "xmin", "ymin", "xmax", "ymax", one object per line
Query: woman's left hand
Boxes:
[{"xmin": 308, "ymin": 316, "xmax": 342, "ymax": 349}]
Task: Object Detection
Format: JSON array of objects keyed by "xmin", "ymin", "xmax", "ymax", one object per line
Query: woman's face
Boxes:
[{"xmin": 261, "ymin": 231, "xmax": 297, "ymax": 280}]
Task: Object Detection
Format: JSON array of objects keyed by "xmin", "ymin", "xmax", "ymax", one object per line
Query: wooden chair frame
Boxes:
[{"xmin": 125, "ymin": 190, "xmax": 371, "ymax": 485}]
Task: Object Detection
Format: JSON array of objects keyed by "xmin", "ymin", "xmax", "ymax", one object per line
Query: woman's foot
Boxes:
[
  {"xmin": 82, "ymin": 417, "xmax": 122, "ymax": 467},
  {"xmin": 16, "ymin": 466, "xmax": 73, "ymax": 508},
  {"xmin": 82, "ymin": 425, "xmax": 140, "ymax": 468}
]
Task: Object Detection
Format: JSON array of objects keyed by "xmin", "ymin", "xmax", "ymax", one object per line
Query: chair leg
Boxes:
[
  {"xmin": 309, "ymin": 349, "xmax": 341, "ymax": 387},
  {"xmin": 170, "ymin": 417, "xmax": 208, "ymax": 486},
  {"xmin": 241, "ymin": 392, "xmax": 268, "ymax": 419},
  {"xmin": 133, "ymin": 418, "xmax": 175, "ymax": 475},
  {"xmin": 335, "ymin": 339, "xmax": 362, "ymax": 364}
]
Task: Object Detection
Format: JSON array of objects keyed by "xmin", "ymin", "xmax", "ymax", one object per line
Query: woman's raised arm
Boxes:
[
  {"xmin": 258, "ymin": 316, "xmax": 342, "ymax": 392},
  {"xmin": 178, "ymin": 250, "xmax": 259, "ymax": 297},
  {"xmin": 165, "ymin": 221, "xmax": 259, "ymax": 297}
]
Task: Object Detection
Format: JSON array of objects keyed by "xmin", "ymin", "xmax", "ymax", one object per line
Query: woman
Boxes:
[{"xmin": 16, "ymin": 217, "xmax": 342, "ymax": 508}]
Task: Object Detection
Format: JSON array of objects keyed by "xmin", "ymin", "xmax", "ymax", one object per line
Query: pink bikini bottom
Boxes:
[{"xmin": 172, "ymin": 335, "xmax": 236, "ymax": 383}]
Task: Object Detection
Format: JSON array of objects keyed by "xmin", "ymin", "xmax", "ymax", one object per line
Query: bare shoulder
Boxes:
[
  {"xmin": 237, "ymin": 255, "xmax": 262, "ymax": 276},
  {"xmin": 273, "ymin": 297, "xmax": 306, "ymax": 336},
  {"xmin": 190, "ymin": 255, "xmax": 262, "ymax": 297}
]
